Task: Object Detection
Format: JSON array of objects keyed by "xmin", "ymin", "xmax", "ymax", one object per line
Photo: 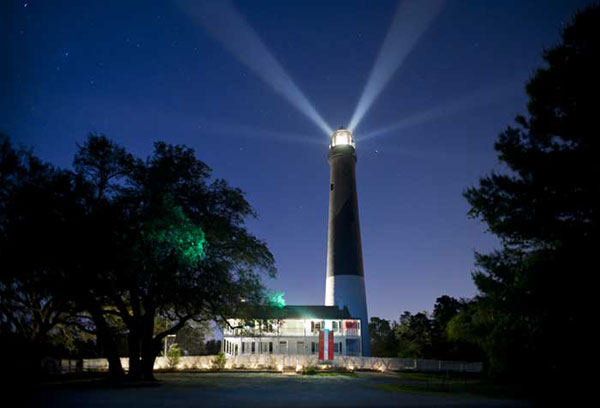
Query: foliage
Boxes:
[
  {"xmin": 205, "ymin": 339, "xmax": 222, "ymax": 355},
  {"xmin": 370, "ymin": 296, "xmax": 482, "ymax": 360},
  {"xmin": 302, "ymin": 366, "xmax": 318, "ymax": 375},
  {"xmin": 267, "ymin": 291, "xmax": 286, "ymax": 308},
  {"xmin": 211, "ymin": 351, "xmax": 227, "ymax": 370},
  {"xmin": 369, "ymin": 317, "xmax": 397, "ymax": 357},
  {"xmin": 174, "ymin": 321, "xmax": 208, "ymax": 355},
  {"xmin": 0, "ymin": 133, "xmax": 276, "ymax": 381},
  {"xmin": 166, "ymin": 344, "xmax": 181, "ymax": 369},
  {"xmin": 456, "ymin": 5, "xmax": 599, "ymax": 392}
]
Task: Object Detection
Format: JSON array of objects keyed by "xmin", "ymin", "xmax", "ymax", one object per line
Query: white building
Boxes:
[{"xmin": 222, "ymin": 305, "xmax": 363, "ymax": 357}]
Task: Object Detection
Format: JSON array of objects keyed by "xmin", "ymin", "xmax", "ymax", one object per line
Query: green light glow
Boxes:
[
  {"xmin": 268, "ymin": 291, "xmax": 286, "ymax": 308},
  {"xmin": 143, "ymin": 205, "xmax": 206, "ymax": 266}
]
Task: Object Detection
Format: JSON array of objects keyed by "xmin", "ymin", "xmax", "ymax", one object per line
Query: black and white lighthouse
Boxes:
[{"xmin": 324, "ymin": 127, "xmax": 370, "ymax": 356}]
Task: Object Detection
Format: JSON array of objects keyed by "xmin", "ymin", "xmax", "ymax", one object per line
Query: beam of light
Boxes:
[
  {"xmin": 180, "ymin": 0, "xmax": 332, "ymax": 136},
  {"xmin": 360, "ymin": 83, "xmax": 520, "ymax": 142},
  {"xmin": 348, "ymin": 0, "xmax": 446, "ymax": 132},
  {"xmin": 196, "ymin": 119, "xmax": 325, "ymax": 146}
]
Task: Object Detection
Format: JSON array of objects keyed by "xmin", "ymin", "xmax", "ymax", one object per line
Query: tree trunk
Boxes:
[
  {"xmin": 141, "ymin": 344, "xmax": 158, "ymax": 381},
  {"xmin": 140, "ymin": 314, "xmax": 158, "ymax": 381},
  {"xmin": 127, "ymin": 326, "xmax": 142, "ymax": 380},
  {"xmin": 89, "ymin": 305, "xmax": 125, "ymax": 381},
  {"xmin": 98, "ymin": 326, "xmax": 125, "ymax": 381}
]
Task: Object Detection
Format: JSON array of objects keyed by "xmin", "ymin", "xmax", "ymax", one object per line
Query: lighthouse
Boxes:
[{"xmin": 325, "ymin": 127, "xmax": 370, "ymax": 356}]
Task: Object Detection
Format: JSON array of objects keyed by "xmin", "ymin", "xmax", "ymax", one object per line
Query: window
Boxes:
[
  {"xmin": 241, "ymin": 342, "xmax": 246, "ymax": 354},
  {"xmin": 345, "ymin": 339, "xmax": 360, "ymax": 356},
  {"xmin": 311, "ymin": 321, "xmax": 322, "ymax": 333},
  {"xmin": 311, "ymin": 342, "xmax": 317, "ymax": 354},
  {"xmin": 269, "ymin": 342, "xmax": 273, "ymax": 354},
  {"xmin": 333, "ymin": 343, "xmax": 339, "ymax": 353},
  {"xmin": 330, "ymin": 183, "xmax": 334, "ymax": 191},
  {"xmin": 251, "ymin": 342, "xmax": 256, "ymax": 354}
]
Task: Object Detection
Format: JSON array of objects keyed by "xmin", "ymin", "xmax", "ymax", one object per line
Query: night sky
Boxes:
[{"xmin": 2, "ymin": 0, "xmax": 592, "ymax": 320}]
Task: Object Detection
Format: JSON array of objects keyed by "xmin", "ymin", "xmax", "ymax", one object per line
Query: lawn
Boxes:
[{"xmin": 28, "ymin": 371, "xmax": 532, "ymax": 407}]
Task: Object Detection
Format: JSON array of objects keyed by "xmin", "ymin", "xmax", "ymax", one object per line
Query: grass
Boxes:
[
  {"xmin": 305, "ymin": 371, "xmax": 357, "ymax": 377},
  {"xmin": 373, "ymin": 372, "xmax": 528, "ymax": 400}
]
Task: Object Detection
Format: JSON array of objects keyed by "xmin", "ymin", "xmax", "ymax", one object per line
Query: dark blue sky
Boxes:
[{"xmin": 2, "ymin": 0, "xmax": 591, "ymax": 320}]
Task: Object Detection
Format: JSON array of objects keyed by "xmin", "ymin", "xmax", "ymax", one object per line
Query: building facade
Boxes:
[{"xmin": 222, "ymin": 305, "xmax": 362, "ymax": 357}]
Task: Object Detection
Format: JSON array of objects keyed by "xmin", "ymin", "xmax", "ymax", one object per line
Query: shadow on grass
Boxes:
[{"xmin": 374, "ymin": 371, "xmax": 529, "ymax": 401}]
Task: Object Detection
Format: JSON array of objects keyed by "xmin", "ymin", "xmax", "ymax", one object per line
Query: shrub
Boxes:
[
  {"xmin": 212, "ymin": 351, "xmax": 227, "ymax": 370},
  {"xmin": 167, "ymin": 344, "xmax": 181, "ymax": 369},
  {"xmin": 302, "ymin": 366, "xmax": 318, "ymax": 375}
]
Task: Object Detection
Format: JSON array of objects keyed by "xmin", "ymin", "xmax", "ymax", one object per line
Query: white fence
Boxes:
[{"xmin": 70, "ymin": 355, "xmax": 481, "ymax": 373}]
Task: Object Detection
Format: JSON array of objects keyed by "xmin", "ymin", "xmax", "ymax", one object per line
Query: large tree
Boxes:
[
  {"xmin": 72, "ymin": 135, "xmax": 276, "ymax": 380},
  {"xmin": 452, "ymin": 5, "xmax": 599, "ymax": 389},
  {"xmin": 0, "ymin": 134, "xmax": 275, "ymax": 381}
]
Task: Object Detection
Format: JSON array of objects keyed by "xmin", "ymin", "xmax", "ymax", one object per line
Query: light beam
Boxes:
[
  {"xmin": 348, "ymin": 0, "xmax": 445, "ymax": 132},
  {"xmin": 360, "ymin": 83, "xmax": 519, "ymax": 142},
  {"xmin": 197, "ymin": 119, "xmax": 325, "ymax": 146},
  {"xmin": 181, "ymin": 0, "xmax": 332, "ymax": 135}
]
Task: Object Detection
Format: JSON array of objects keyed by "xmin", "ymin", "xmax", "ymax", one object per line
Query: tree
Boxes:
[
  {"xmin": 1, "ymin": 133, "xmax": 276, "ymax": 382},
  {"xmin": 431, "ymin": 296, "xmax": 482, "ymax": 361},
  {"xmin": 456, "ymin": 5, "xmax": 599, "ymax": 391},
  {"xmin": 0, "ymin": 136, "xmax": 91, "ymax": 378},
  {"xmin": 395, "ymin": 312, "xmax": 433, "ymax": 358},
  {"xmin": 174, "ymin": 322, "xmax": 208, "ymax": 356},
  {"xmin": 72, "ymin": 135, "xmax": 276, "ymax": 380},
  {"xmin": 369, "ymin": 317, "xmax": 397, "ymax": 357},
  {"xmin": 205, "ymin": 339, "xmax": 222, "ymax": 355}
]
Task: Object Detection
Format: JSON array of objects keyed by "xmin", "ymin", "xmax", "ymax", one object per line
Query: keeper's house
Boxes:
[{"xmin": 222, "ymin": 305, "xmax": 363, "ymax": 357}]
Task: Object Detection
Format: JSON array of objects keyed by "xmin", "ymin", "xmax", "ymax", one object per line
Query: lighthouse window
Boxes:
[{"xmin": 330, "ymin": 183, "xmax": 334, "ymax": 191}]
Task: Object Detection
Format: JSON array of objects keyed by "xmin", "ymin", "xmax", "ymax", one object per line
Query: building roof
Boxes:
[{"xmin": 235, "ymin": 304, "xmax": 355, "ymax": 320}]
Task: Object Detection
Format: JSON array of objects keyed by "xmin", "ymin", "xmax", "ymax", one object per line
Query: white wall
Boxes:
[{"xmin": 79, "ymin": 355, "xmax": 482, "ymax": 373}]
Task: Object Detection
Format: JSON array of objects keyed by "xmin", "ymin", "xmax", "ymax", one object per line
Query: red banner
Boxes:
[
  {"xmin": 319, "ymin": 330, "xmax": 334, "ymax": 360},
  {"xmin": 344, "ymin": 320, "xmax": 357, "ymax": 329},
  {"xmin": 318, "ymin": 330, "xmax": 324, "ymax": 360}
]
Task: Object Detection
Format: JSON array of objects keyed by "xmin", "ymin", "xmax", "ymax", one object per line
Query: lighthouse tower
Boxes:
[{"xmin": 325, "ymin": 127, "xmax": 370, "ymax": 356}]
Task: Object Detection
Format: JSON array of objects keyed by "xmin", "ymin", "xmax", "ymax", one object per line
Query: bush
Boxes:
[
  {"xmin": 167, "ymin": 344, "xmax": 181, "ymax": 369},
  {"xmin": 302, "ymin": 366, "xmax": 318, "ymax": 375},
  {"xmin": 212, "ymin": 351, "xmax": 227, "ymax": 370}
]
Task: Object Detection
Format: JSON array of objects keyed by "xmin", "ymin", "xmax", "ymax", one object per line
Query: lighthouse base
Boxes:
[{"xmin": 325, "ymin": 275, "xmax": 370, "ymax": 356}]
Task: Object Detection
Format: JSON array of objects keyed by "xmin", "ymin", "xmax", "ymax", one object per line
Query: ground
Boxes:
[{"xmin": 28, "ymin": 372, "xmax": 532, "ymax": 407}]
